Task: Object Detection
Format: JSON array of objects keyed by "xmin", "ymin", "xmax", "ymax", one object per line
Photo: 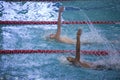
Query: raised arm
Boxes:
[
  {"xmin": 75, "ymin": 29, "xmax": 82, "ymax": 62},
  {"xmin": 55, "ymin": 6, "xmax": 64, "ymax": 39}
]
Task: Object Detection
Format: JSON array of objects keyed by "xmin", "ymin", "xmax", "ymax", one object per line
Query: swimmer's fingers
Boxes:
[
  {"xmin": 59, "ymin": 6, "xmax": 64, "ymax": 12},
  {"xmin": 77, "ymin": 29, "xmax": 82, "ymax": 36}
]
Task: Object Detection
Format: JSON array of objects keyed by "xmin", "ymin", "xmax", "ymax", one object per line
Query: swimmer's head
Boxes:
[
  {"xmin": 67, "ymin": 57, "xmax": 75, "ymax": 62},
  {"xmin": 49, "ymin": 34, "xmax": 56, "ymax": 39}
]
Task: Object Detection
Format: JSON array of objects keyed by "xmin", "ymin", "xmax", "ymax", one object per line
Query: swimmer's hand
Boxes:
[
  {"xmin": 77, "ymin": 29, "xmax": 82, "ymax": 36},
  {"xmin": 59, "ymin": 6, "xmax": 64, "ymax": 12}
]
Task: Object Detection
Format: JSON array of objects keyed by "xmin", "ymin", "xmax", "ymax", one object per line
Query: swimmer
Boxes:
[
  {"xmin": 67, "ymin": 29, "xmax": 107, "ymax": 69},
  {"xmin": 47, "ymin": 6, "xmax": 97, "ymax": 45},
  {"xmin": 48, "ymin": 6, "xmax": 75, "ymax": 44}
]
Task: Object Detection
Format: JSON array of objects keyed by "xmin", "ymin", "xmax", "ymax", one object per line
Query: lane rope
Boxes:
[
  {"xmin": 0, "ymin": 21, "xmax": 119, "ymax": 25},
  {"xmin": 0, "ymin": 50, "xmax": 110, "ymax": 56}
]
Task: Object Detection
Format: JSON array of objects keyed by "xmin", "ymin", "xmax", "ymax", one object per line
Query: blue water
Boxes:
[{"xmin": 0, "ymin": 1, "xmax": 120, "ymax": 80}]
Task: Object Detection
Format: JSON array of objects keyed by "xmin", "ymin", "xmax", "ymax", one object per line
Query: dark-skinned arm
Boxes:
[{"xmin": 75, "ymin": 29, "xmax": 82, "ymax": 62}]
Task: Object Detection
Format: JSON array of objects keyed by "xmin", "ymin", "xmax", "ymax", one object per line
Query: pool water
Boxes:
[{"xmin": 0, "ymin": 1, "xmax": 120, "ymax": 80}]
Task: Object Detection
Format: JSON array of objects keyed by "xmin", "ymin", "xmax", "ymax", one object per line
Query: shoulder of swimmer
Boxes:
[
  {"xmin": 59, "ymin": 37, "xmax": 75, "ymax": 42},
  {"xmin": 79, "ymin": 61, "xmax": 93, "ymax": 68}
]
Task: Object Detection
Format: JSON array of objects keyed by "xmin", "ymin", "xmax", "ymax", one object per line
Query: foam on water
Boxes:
[
  {"xmin": 0, "ymin": 1, "xmax": 58, "ymax": 21},
  {"xmin": 58, "ymin": 56, "xmax": 70, "ymax": 65}
]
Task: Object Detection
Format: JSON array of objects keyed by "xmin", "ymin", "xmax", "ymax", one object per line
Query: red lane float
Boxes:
[
  {"xmin": 0, "ymin": 50, "xmax": 108, "ymax": 56},
  {"xmin": 0, "ymin": 21, "xmax": 119, "ymax": 25}
]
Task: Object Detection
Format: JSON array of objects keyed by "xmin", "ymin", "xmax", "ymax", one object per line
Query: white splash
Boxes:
[
  {"xmin": 81, "ymin": 10, "xmax": 120, "ymax": 70},
  {"xmin": 0, "ymin": 1, "xmax": 58, "ymax": 21},
  {"xmin": 58, "ymin": 56, "xmax": 70, "ymax": 64}
]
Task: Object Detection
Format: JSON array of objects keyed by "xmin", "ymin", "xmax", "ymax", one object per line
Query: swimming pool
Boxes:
[{"xmin": 0, "ymin": 1, "xmax": 120, "ymax": 80}]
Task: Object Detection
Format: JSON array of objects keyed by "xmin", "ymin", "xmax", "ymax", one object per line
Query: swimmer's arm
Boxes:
[
  {"xmin": 75, "ymin": 29, "xmax": 81, "ymax": 62},
  {"xmin": 55, "ymin": 7, "xmax": 64, "ymax": 39}
]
